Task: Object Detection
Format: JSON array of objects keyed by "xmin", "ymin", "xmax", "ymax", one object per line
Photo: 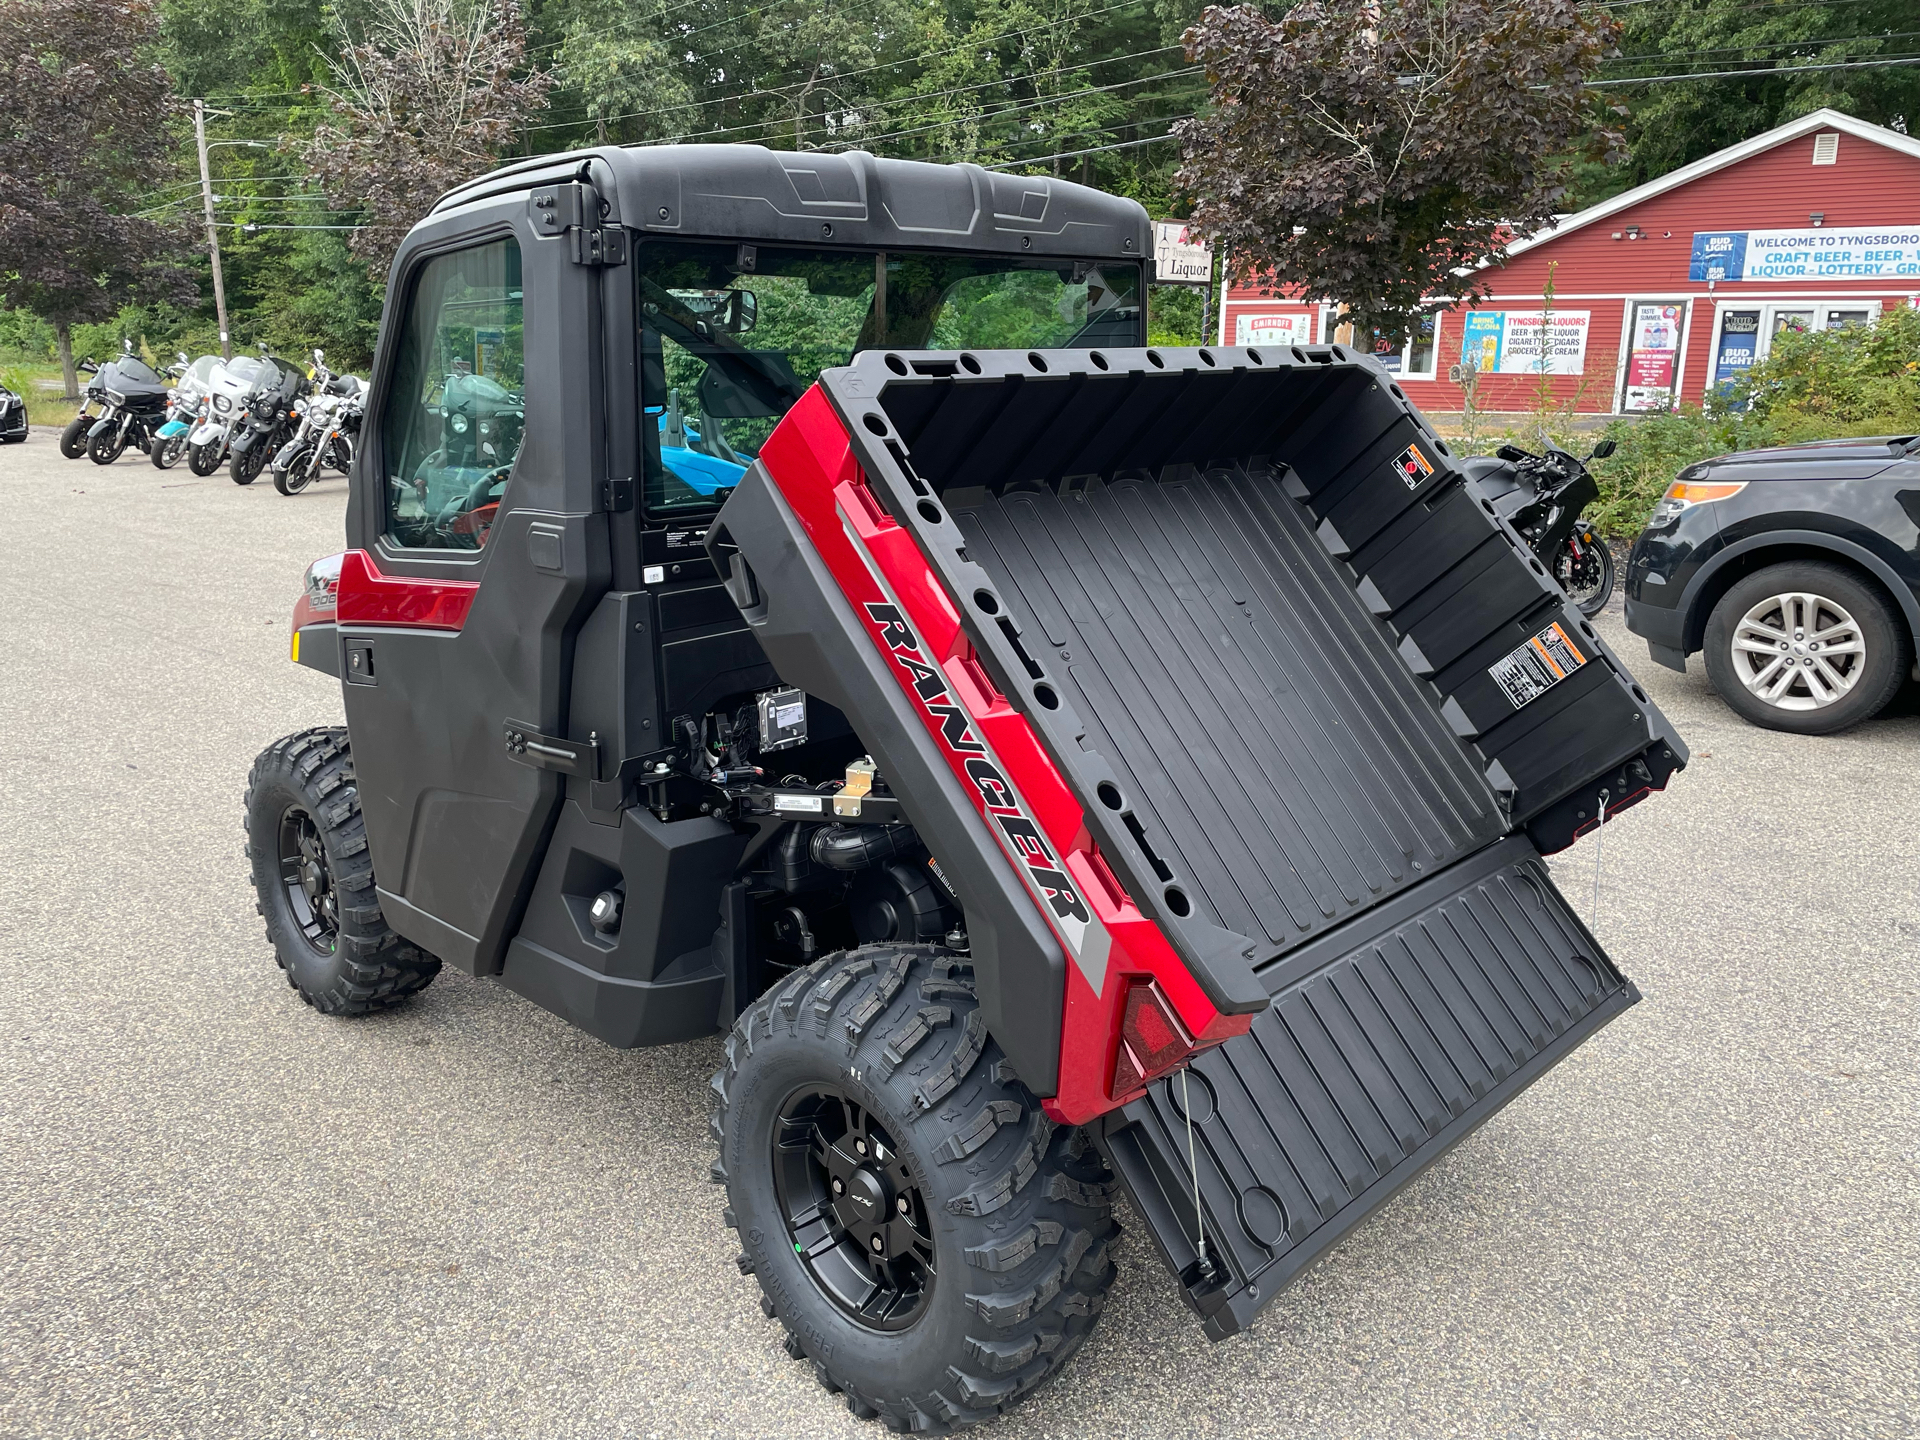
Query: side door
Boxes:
[{"xmin": 339, "ymin": 198, "xmax": 612, "ymax": 974}]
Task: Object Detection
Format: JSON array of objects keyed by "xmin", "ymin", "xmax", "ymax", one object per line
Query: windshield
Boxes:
[{"xmin": 638, "ymin": 242, "xmax": 1142, "ymax": 517}]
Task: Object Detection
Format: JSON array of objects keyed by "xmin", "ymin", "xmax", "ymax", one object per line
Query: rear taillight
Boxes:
[{"xmin": 1110, "ymin": 977, "xmax": 1200, "ymax": 1100}]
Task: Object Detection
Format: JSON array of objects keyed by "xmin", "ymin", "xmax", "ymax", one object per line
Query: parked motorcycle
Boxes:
[
  {"xmin": 150, "ymin": 354, "xmax": 223, "ymax": 470},
  {"xmin": 271, "ymin": 350, "xmax": 363, "ymax": 495},
  {"xmin": 188, "ymin": 355, "xmax": 255, "ymax": 476},
  {"xmin": 225, "ymin": 349, "xmax": 309, "ymax": 486},
  {"xmin": 58, "ymin": 358, "xmax": 108, "ymax": 459},
  {"xmin": 0, "ymin": 376, "xmax": 26, "ymax": 444},
  {"xmin": 83, "ymin": 342, "xmax": 178, "ymax": 465},
  {"xmin": 1463, "ymin": 439, "xmax": 1618, "ymax": 617}
]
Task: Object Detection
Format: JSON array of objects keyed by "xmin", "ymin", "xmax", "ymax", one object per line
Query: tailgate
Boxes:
[{"xmin": 1095, "ymin": 834, "xmax": 1633, "ymax": 1337}]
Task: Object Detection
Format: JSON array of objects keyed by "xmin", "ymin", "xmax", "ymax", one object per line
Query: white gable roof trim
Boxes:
[{"xmin": 1505, "ymin": 108, "xmax": 1920, "ymax": 259}]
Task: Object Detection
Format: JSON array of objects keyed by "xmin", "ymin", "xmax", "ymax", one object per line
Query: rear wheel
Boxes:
[
  {"xmin": 230, "ymin": 442, "xmax": 267, "ymax": 485},
  {"xmin": 712, "ymin": 945, "xmax": 1117, "ymax": 1432},
  {"xmin": 59, "ymin": 415, "xmax": 90, "ymax": 459},
  {"xmin": 150, "ymin": 431, "xmax": 189, "ymax": 469},
  {"xmin": 86, "ymin": 424, "xmax": 126, "ymax": 465},
  {"xmin": 244, "ymin": 728, "xmax": 440, "ymax": 1013},
  {"xmin": 1703, "ymin": 561, "xmax": 1908, "ymax": 735}
]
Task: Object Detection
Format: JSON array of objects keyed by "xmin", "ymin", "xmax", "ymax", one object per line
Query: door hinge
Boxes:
[
  {"xmin": 602, "ymin": 476, "xmax": 634, "ymax": 512},
  {"xmin": 529, "ymin": 181, "xmax": 628, "ymax": 267}
]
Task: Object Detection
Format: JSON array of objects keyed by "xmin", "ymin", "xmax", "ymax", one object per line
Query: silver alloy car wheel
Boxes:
[{"xmin": 1730, "ymin": 590, "xmax": 1864, "ymax": 711}]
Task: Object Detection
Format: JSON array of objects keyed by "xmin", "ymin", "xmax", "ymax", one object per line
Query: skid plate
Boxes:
[{"xmin": 1096, "ymin": 834, "xmax": 1636, "ymax": 1339}]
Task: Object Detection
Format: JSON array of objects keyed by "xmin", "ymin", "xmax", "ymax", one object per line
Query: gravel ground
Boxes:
[{"xmin": 2, "ymin": 430, "xmax": 1915, "ymax": 1440}]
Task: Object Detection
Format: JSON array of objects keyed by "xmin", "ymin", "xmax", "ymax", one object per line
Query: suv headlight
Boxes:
[{"xmin": 1650, "ymin": 478, "xmax": 1747, "ymax": 527}]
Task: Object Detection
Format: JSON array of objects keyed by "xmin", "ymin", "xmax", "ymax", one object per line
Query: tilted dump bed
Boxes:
[{"xmin": 713, "ymin": 342, "xmax": 1683, "ymax": 1336}]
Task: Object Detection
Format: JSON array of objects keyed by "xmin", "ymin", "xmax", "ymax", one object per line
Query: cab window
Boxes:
[
  {"xmin": 638, "ymin": 243, "xmax": 1142, "ymax": 517},
  {"xmin": 382, "ymin": 238, "xmax": 525, "ymax": 550}
]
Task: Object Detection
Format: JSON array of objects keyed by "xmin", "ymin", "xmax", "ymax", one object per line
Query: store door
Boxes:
[{"xmin": 1619, "ymin": 300, "xmax": 1688, "ymax": 412}]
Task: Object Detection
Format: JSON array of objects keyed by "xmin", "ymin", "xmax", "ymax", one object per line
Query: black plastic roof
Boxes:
[{"xmin": 432, "ymin": 144, "xmax": 1149, "ymax": 260}]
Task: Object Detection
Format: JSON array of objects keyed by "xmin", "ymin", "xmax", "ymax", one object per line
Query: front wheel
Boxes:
[
  {"xmin": 1553, "ymin": 528, "xmax": 1615, "ymax": 617},
  {"xmin": 59, "ymin": 415, "xmax": 92, "ymax": 459},
  {"xmin": 244, "ymin": 728, "xmax": 441, "ymax": 1012},
  {"xmin": 1702, "ymin": 561, "xmax": 1909, "ymax": 735},
  {"xmin": 230, "ymin": 441, "xmax": 267, "ymax": 485},
  {"xmin": 187, "ymin": 440, "xmax": 223, "ymax": 476},
  {"xmin": 87, "ymin": 424, "xmax": 127, "ymax": 465},
  {"xmin": 712, "ymin": 946, "xmax": 1118, "ymax": 1432},
  {"xmin": 274, "ymin": 444, "xmax": 317, "ymax": 495},
  {"xmin": 150, "ymin": 431, "xmax": 189, "ymax": 470}
]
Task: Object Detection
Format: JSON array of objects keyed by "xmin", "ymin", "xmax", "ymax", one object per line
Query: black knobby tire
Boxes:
[
  {"xmin": 59, "ymin": 415, "xmax": 91, "ymax": 459},
  {"xmin": 712, "ymin": 945, "xmax": 1118, "ymax": 1433},
  {"xmin": 1702, "ymin": 559, "xmax": 1909, "ymax": 735},
  {"xmin": 274, "ymin": 444, "xmax": 316, "ymax": 495},
  {"xmin": 87, "ymin": 424, "xmax": 127, "ymax": 465},
  {"xmin": 230, "ymin": 442, "xmax": 267, "ymax": 485},
  {"xmin": 187, "ymin": 440, "xmax": 223, "ymax": 476},
  {"xmin": 244, "ymin": 727, "xmax": 441, "ymax": 1013}
]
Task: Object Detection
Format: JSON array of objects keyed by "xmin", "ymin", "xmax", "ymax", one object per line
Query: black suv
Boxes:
[{"xmin": 1625, "ymin": 436, "xmax": 1920, "ymax": 733}]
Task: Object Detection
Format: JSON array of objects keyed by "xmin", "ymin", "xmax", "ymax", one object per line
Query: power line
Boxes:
[
  {"xmin": 1589, "ymin": 51, "xmax": 1920, "ymax": 82},
  {"xmin": 822, "ymin": 66, "xmax": 1203, "ymax": 152},
  {"xmin": 982, "ymin": 120, "xmax": 1192, "ymax": 170}
]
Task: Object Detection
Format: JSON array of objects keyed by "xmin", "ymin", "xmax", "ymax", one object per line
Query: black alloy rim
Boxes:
[
  {"xmin": 773, "ymin": 1085, "xmax": 935, "ymax": 1331},
  {"xmin": 277, "ymin": 807, "xmax": 339, "ymax": 956},
  {"xmin": 1555, "ymin": 539, "xmax": 1607, "ymax": 605}
]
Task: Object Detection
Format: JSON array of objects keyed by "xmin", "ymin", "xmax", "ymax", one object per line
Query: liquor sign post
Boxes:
[{"xmin": 1153, "ymin": 220, "xmax": 1216, "ymax": 341}]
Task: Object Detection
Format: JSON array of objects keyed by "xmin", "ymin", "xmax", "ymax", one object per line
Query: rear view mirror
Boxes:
[
  {"xmin": 669, "ymin": 287, "xmax": 758, "ymax": 334},
  {"xmin": 313, "ymin": 348, "xmax": 325, "ymax": 367},
  {"xmin": 1588, "ymin": 439, "xmax": 1617, "ymax": 460}
]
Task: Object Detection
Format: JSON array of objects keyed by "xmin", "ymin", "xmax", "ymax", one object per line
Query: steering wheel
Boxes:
[{"xmin": 433, "ymin": 465, "xmax": 513, "ymax": 547}]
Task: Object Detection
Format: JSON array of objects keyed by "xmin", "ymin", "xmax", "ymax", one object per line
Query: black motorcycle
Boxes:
[
  {"xmin": 1463, "ymin": 439, "xmax": 1618, "ymax": 617},
  {"xmin": 58, "ymin": 359, "xmax": 106, "ymax": 459},
  {"xmin": 74, "ymin": 343, "xmax": 179, "ymax": 465},
  {"xmin": 226, "ymin": 351, "xmax": 310, "ymax": 486}
]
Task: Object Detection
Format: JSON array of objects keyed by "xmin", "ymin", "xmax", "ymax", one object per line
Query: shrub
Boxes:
[{"xmin": 1584, "ymin": 304, "xmax": 1920, "ymax": 535}]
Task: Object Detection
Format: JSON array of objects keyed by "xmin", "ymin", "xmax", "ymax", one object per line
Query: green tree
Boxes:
[
  {"xmin": 304, "ymin": 0, "xmax": 554, "ymax": 277},
  {"xmin": 0, "ymin": 0, "xmax": 195, "ymax": 396},
  {"xmin": 1175, "ymin": 0, "xmax": 1622, "ymax": 346}
]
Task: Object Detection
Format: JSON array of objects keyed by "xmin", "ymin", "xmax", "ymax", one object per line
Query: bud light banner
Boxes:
[{"xmin": 1689, "ymin": 228, "xmax": 1920, "ymax": 282}]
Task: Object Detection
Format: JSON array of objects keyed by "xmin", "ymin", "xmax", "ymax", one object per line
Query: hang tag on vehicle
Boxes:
[{"xmin": 1489, "ymin": 621, "xmax": 1588, "ymax": 708}]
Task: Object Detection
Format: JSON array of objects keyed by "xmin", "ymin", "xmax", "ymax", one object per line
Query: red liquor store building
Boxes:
[{"xmin": 1216, "ymin": 108, "xmax": 1920, "ymax": 415}]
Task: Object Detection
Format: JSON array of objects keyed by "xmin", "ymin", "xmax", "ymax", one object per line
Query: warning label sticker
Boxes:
[
  {"xmin": 1394, "ymin": 442, "xmax": 1435, "ymax": 489},
  {"xmin": 1489, "ymin": 621, "xmax": 1589, "ymax": 708}
]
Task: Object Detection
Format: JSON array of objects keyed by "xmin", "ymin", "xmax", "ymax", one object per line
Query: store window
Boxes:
[
  {"xmin": 1365, "ymin": 313, "xmax": 1439, "ymax": 379},
  {"xmin": 1710, "ymin": 301, "xmax": 1882, "ymax": 395}
]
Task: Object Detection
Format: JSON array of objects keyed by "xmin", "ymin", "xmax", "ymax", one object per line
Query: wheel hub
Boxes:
[
  {"xmin": 773, "ymin": 1086, "xmax": 934, "ymax": 1331},
  {"xmin": 278, "ymin": 807, "xmax": 339, "ymax": 956},
  {"xmin": 1731, "ymin": 591, "xmax": 1863, "ymax": 711}
]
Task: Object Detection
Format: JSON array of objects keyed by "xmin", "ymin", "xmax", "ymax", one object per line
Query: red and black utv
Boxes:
[{"xmin": 246, "ymin": 146, "xmax": 1684, "ymax": 1431}]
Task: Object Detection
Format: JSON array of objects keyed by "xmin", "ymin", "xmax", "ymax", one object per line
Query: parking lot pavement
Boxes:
[{"xmin": 1, "ymin": 430, "xmax": 1915, "ymax": 1440}]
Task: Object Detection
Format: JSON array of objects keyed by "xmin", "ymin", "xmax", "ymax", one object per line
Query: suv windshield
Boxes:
[{"xmin": 638, "ymin": 242, "xmax": 1142, "ymax": 516}]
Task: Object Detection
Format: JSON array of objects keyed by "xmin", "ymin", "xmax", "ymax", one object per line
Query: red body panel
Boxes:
[
  {"xmin": 758, "ymin": 388, "xmax": 1252, "ymax": 1126},
  {"xmin": 332, "ymin": 548, "xmax": 479, "ymax": 631}
]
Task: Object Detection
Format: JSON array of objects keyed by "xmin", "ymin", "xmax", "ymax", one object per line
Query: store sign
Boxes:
[
  {"xmin": 1623, "ymin": 303, "xmax": 1684, "ymax": 412},
  {"xmin": 1151, "ymin": 221, "xmax": 1213, "ymax": 285},
  {"xmin": 1235, "ymin": 312, "xmax": 1314, "ymax": 346},
  {"xmin": 1688, "ymin": 228, "xmax": 1920, "ymax": 282},
  {"xmin": 1459, "ymin": 310, "xmax": 1591, "ymax": 375}
]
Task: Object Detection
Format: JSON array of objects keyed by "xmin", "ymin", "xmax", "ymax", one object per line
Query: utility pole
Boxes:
[{"xmin": 194, "ymin": 99, "xmax": 232, "ymax": 361}]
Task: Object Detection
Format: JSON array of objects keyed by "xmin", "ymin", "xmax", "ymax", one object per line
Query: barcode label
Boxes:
[{"xmin": 1488, "ymin": 622, "xmax": 1589, "ymax": 708}]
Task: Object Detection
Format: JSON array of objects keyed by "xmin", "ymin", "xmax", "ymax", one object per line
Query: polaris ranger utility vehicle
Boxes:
[{"xmin": 247, "ymin": 146, "xmax": 1685, "ymax": 1432}]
